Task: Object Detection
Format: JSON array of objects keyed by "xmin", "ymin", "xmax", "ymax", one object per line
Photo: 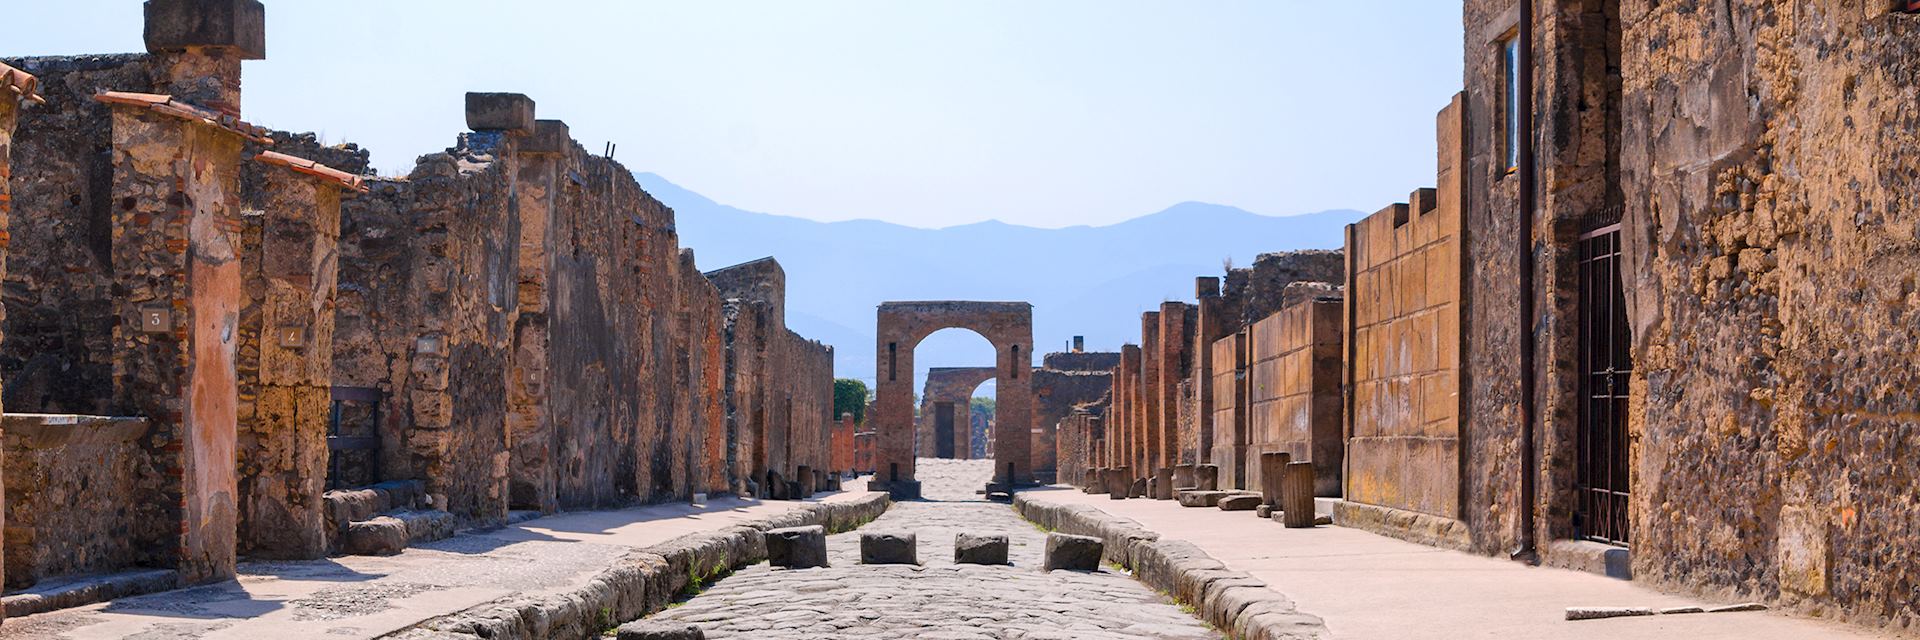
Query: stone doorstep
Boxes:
[
  {"xmin": 1544, "ymin": 538, "xmax": 1633, "ymax": 580},
  {"xmin": 400, "ymin": 491, "xmax": 894, "ymax": 640},
  {"xmin": 2, "ymin": 568, "xmax": 179, "ymax": 619}
]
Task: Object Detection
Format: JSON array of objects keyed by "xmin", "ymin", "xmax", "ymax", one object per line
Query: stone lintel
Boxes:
[
  {"xmin": 464, "ymin": 92, "xmax": 535, "ymax": 134},
  {"xmin": 144, "ymin": 0, "xmax": 267, "ymax": 60}
]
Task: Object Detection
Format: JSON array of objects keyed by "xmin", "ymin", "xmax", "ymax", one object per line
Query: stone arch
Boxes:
[
  {"xmin": 873, "ymin": 301, "xmax": 1034, "ymax": 497},
  {"xmin": 917, "ymin": 366, "xmax": 997, "ymax": 459}
]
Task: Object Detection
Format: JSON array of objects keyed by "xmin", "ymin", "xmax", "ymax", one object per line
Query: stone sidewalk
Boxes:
[
  {"xmin": 1, "ymin": 488, "xmax": 878, "ymax": 640},
  {"xmin": 1023, "ymin": 488, "xmax": 1891, "ymax": 640}
]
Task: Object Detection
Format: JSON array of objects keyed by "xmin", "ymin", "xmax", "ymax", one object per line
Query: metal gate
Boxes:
[
  {"xmin": 327, "ymin": 386, "xmax": 383, "ymax": 491},
  {"xmin": 1574, "ymin": 225, "xmax": 1631, "ymax": 546}
]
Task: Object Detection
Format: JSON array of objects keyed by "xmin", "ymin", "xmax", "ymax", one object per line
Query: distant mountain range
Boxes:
[{"xmin": 638, "ymin": 173, "xmax": 1362, "ymax": 387}]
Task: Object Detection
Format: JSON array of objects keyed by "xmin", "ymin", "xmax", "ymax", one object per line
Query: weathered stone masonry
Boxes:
[
  {"xmin": 0, "ymin": 0, "xmax": 840, "ymax": 611},
  {"xmin": 1073, "ymin": 2, "xmax": 1920, "ymax": 631}
]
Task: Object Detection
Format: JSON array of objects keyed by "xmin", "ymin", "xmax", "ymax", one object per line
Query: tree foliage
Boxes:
[{"xmin": 833, "ymin": 378, "xmax": 869, "ymax": 425}]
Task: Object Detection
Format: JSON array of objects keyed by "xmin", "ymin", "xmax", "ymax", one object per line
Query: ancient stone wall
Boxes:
[
  {"xmin": 1, "ymin": 54, "xmax": 158, "ymax": 416},
  {"xmin": 1345, "ymin": 102, "xmax": 1466, "ymax": 521},
  {"xmin": 1030, "ymin": 362, "xmax": 1113, "ymax": 482},
  {"xmin": 1614, "ymin": 2, "xmax": 1920, "ymax": 625},
  {"xmin": 1041, "ymin": 351, "xmax": 1119, "ymax": 372},
  {"xmin": 234, "ymin": 135, "xmax": 353, "ymax": 560},
  {"xmin": 2, "ymin": 417, "xmax": 153, "ymax": 589},
  {"xmin": 1243, "ymin": 297, "xmax": 1344, "ymax": 496},
  {"xmin": 711, "ymin": 259, "xmax": 836, "ymax": 496},
  {"xmin": 1207, "ymin": 332, "xmax": 1245, "ymax": 489}
]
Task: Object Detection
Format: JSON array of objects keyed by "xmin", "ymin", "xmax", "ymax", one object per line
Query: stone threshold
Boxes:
[
  {"xmin": 1014, "ymin": 493, "xmax": 1332, "ymax": 640},
  {"xmin": 388, "ymin": 491, "xmax": 894, "ymax": 640},
  {"xmin": 2, "ymin": 568, "xmax": 178, "ymax": 619}
]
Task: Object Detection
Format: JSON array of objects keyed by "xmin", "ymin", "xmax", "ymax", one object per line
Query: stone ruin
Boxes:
[{"xmin": 0, "ymin": 0, "xmax": 839, "ymax": 615}]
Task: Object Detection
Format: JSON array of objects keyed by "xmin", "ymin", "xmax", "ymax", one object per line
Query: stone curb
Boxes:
[
  {"xmin": 392, "ymin": 492, "xmax": 893, "ymax": 640},
  {"xmin": 1014, "ymin": 493, "xmax": 1331, "ymax": 640}
]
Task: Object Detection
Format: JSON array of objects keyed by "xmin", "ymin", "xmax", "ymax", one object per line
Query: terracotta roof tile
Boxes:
[
  {"xmin": 1, "ymin": 62, "xmax": 43, "ymax": 104},
  {"xmin": 253, "ymin": 150, "xmax": 368, "ymax": 192},
  {"xmin": 93, "ymin": 91, "xmax": 272, "ymax": 143}
]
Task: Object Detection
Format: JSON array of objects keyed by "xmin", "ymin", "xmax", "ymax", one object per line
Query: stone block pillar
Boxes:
[
  {"xmin": 235, "ymin": 150, "xmax": 354, "ymax": 560},
  {"xmin": 0, "ymin": 63, "xmax": 28, "ymax": 621},
  {"xmin": 103, "ymin": 102, "xmax": 254, "ymax": 584},
  {"xmin": 508, "ymin": 118, "xmax": 565, "ymax": 514}
]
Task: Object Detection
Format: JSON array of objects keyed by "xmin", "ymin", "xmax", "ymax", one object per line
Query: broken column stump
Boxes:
[
  {"xmin": 1043, "ymin": 533, "xmax": 1103, "ymax": 571},
  {"xmin": 1195, "ymin": 465, "xmax": 1219, "ymax": 491},
  {"xmin": 1281, "ymin": 462, "xmax": 1317, "ymax": 528},
  {"xmin": 1176, "ymin": 490, "xmax": 1227, "ymax": 508},
  {"xmin": 767, "ymin": 525, "xmax": 829, "ymax": 569},
  {"xmin": 1104, "ymin": 467, "xmax": 1131, "ymax": 500},
  {"xmin": 954, "ymin": 533, "xmax": 1009, "ymax": 565},
  {"xmin": 1153, "ymin": 467, "xmax": 1175, "ymax": 500},
  {"xmin": 1259, "ymin": 452, "xmax": 1292, "ymax": 508},
  {"xmin": 1172, "ymin": 464, "xmax": 1196, "ymax": 490},
  {"xmin": 860, "ymin": 531, "xmax": 918, "ymax": 565},
  {"xmin": 1218, "ymin": 494, "xmax": 1262, "ymax": 511}
]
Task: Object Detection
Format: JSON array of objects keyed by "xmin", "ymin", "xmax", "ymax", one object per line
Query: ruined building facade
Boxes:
[
  {"xmin": 0, "ymin": 0, "xmax": 838, "ymax": 615},
  {"xmin": 1068, "ymin": 2, "xmax": 1920, "ymax": 631}
]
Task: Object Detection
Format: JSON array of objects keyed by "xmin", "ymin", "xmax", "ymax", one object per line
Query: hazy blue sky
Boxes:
[{"xmin": 9, "ymin": 1, "xmax": 1463, "ymax": 229}]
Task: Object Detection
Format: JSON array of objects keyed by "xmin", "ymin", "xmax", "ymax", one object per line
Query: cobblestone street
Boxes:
[{"xmin": 642, "ymin": 459, "xmax": 1221, "ymax": 639}]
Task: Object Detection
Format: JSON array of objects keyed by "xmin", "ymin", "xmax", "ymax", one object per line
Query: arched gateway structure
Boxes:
[
  {"xmin": 873, "ymin": 301, "xmax": 1033, "ymax": 498},
  {"xmin": 917, "ymin": 367, "xmax": 998, "ymax": 460}
]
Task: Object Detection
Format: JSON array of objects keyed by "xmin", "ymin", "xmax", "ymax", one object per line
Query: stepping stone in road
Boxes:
[
  {"xmin": 767, "ymin": 525, "xmax": 829, "ymax": 569},
  {"xmin": 954, "ymin": 532, "xmax": 1010, "ymax": 565},
  {"xmin": 1043, "ymin": 533, "xmax": 1104, "ymax": 571},
  {"xmin": 861, "ymin": 531, "xmax": 918, "ymax": 565}
]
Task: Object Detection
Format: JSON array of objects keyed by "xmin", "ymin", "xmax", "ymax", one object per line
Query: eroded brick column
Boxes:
[
  {"xmin": 1156, "ymin": 302, "xmax": 1192, "ymax": 467},
  {"xmin": 235, "ymin": 150, "xmax": 354, "ymax": 560}
]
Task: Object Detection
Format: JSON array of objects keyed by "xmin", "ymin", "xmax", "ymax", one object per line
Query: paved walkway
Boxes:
[
  {"xmin": 1026, "ymin": 487, "xmax": 1891, "ymax": 640},
  {"xmin": 1, "ymin": 489, "xmax": 874, "ymax": 640},
  {"xmin": 644, "ymin": 459, "xmax": 1219, "ymax": 639}
]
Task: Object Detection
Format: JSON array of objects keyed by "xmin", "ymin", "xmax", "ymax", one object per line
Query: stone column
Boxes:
[
  {"xmin": 507, "ymin": 118, "xmax": 566, "ymax": 513},
  {"xmin": 235, "ymin": 150, "xmax": 354, "ymax": 560}
]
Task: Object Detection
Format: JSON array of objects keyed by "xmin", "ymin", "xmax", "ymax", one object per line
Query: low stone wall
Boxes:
[
  {"xmin": 1013, "ymin": 493, "xmax": 1329, "ymax": 639},
  {"xmin": 392, "ymin": 491, "xmax": 892, "ymax": 640},
  {"xmin": 2, "ymin": 416, "xmax": 163, "ymax": 590},
  {"xmin": 1328, "ymin": 499, "xmax": 1471, "ymax": 553}
]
